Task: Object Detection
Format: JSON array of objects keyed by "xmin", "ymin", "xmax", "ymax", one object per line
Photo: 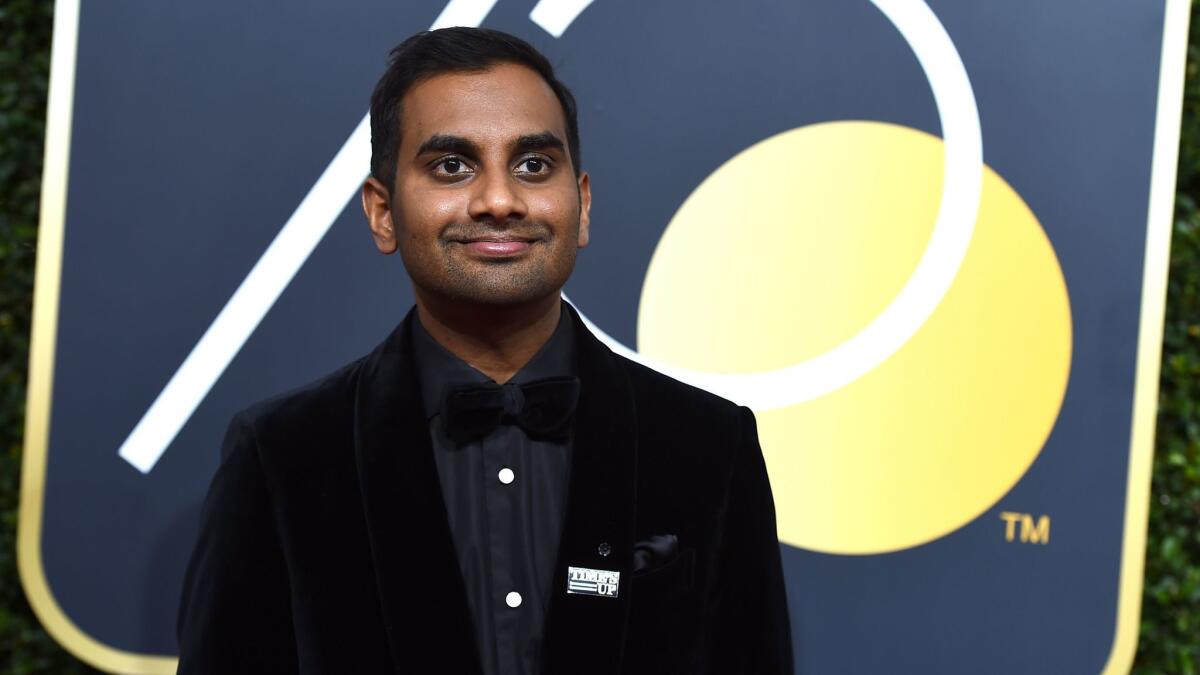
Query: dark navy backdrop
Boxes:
[{"xmin": 38, "ymin": 0, "xmax": 1166, "ymax": 671}]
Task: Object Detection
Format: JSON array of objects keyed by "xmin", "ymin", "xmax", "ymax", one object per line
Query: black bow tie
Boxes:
[{"xmin": 442, "ymin": 376, "xmax": 581, "ymax": 444}]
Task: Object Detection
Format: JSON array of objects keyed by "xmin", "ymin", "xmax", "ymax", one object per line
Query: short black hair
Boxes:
[{"xmin": 369, "ymin": 27, "xmax": 581, "ymax": 191}]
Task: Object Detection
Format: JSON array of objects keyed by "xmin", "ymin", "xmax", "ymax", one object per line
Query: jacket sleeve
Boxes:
[
  {"xmin": 707, "ymin": 406, "xmax": 795, "ymax": 674},
  {"xmin": 176, "ymin": 412, "xmax": 299, "ymax": 674}
]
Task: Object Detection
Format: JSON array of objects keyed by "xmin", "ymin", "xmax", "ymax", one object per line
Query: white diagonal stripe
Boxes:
[
  {"xmin": 119, "ymin": 0, "xmax": 499, "ymax": 473},
  {"xmin": 529, "ymin": 0, "xmax": 595, "ymax": 37},
  {"xmin": 432, "ymin": 0, "xmax": 499, "ymax": 29}
]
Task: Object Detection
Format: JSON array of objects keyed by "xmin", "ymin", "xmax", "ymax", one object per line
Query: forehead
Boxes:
[{"xmin": 399, "ymin": 62, "xmax": 568, "ymax": 149}]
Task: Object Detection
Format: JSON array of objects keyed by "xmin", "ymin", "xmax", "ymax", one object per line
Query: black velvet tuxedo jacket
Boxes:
[{"xmin": 176, "ymin": 306, "xmax": 794, "ymax": 674}]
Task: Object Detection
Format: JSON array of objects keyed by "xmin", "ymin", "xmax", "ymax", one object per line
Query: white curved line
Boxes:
[
  {"xmin": 571, "ymin": 0, "xmax": 983, "ymax": 411},
  {"xmin": 121, "ymin": 0, "xmax": 972, "ymax": 471},
  {"xmin": 530, "ymin": 0, "xmax": 595, "ymax": 37},
  {"xmin": 118, "ymin": 0, "xmax": 500, "ymax": 473}
]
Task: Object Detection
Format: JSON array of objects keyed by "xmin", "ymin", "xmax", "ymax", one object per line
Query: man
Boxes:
[{"xmin": 177, "ymin": 27, "xmax": 792, "ymax": 675}]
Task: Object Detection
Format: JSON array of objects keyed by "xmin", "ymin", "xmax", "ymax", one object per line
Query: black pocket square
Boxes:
[{"xmin": 632, "ymin": 534, "xmax": 679, "ymax": 573}]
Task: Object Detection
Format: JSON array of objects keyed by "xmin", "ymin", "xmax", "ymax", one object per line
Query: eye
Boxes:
[
  {"xmin": 432, "ymin": 156, "xmax": 472, "ymax": 178},
  {"xmin": 515, "ymin": 157, "xmax": 551, "ymax": 177}
]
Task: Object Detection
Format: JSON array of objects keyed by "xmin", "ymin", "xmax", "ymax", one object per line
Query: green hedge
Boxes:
[
  {"xmin": 1, "ymin": 2, "xmax": 1197, "ymax": 673},
  {"xmin": 1134, "ymin": 7, "xmax": 1200, "ymax": 674},
  {"xmin": 0, "ymin": 1, "xmax": 96, "ymax": 673}
]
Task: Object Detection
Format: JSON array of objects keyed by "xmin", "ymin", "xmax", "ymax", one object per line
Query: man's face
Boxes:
[{"xmin": 362, "ymin": 62, "xmax": 591, "ymax": 308}]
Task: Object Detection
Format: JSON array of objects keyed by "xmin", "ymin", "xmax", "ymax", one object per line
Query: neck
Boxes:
[{"xmin": 414, "ymin": 292, "xmax": 563, "ymax": 384}]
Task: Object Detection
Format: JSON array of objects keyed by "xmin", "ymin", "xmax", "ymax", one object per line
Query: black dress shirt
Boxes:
[{"xmin": 412, "ymin": 307, "xmax": 576, "ymax": 675}]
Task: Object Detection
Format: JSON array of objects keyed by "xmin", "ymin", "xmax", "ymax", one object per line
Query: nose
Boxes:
[{"xmin": 467, "ymin": 169, "xmax": 528, "ymax": 224}]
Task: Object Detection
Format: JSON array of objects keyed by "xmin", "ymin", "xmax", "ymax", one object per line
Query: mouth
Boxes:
[{"xmin": 451, "ymin": 233, "xmax": 542, "ymax": 258}]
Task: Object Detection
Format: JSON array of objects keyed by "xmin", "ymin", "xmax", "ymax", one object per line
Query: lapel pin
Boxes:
[{"xmin": 567, "ymin": 566, "xmax": 620, "ymax": 598}]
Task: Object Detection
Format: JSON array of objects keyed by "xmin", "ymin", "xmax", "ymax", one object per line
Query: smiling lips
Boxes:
[{"xmin": 456, "ymin": 235, "xmax": 539, "ymax": 258}]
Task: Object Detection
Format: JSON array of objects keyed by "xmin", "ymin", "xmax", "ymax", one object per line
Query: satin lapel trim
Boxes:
[
  {"xmin": 353, "ymin": 313, "xmax": 482, "ymax": 674},
  {"xmin": 542, "ymin": 305, "xmax": 638, "ymax": 674}
]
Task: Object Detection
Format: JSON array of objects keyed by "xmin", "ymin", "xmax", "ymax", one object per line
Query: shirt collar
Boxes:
[{"xmin": 411, "ymin": 300, "xmax": 578, "ymax": 421}]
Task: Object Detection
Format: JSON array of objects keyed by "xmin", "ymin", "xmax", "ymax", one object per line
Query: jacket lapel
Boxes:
[
  {"xmin": 541, "ymin": 304, "xmax": 639, "ymax": 674},
  {"xmin": 353, "ymin": 311, "xmax": 483, "ymax": 674}
]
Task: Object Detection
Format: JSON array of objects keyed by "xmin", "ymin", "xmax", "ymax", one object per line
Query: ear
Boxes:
[
  {"xmin": 362, "ymin": 176, "xmax": 398, "ymax": 254},
  {"xmin": 576, "ymin": 170, "xmax": 591, "ymax": 248}
]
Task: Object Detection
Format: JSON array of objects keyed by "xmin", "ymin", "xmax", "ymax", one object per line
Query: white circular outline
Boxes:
[{"xmin": 564, "ymin": 0, "xmax": 983, "ymax": 411}]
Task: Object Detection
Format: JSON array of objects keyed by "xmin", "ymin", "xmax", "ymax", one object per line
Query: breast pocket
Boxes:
[
  {"xmin": 626, "ymin": 548, "xmax": 697, "ymax": 673},
  {"xmin": 630, "ymin": 547, "xmax": 695, "ymax": 595}
]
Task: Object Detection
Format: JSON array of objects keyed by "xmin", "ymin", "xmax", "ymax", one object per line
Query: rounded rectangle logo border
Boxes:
[{"xmin": 16, "ymin": 1, "xmax": 1191, "ymax": 672}]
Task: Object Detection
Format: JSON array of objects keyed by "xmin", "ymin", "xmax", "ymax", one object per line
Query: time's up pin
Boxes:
[{"xmin": 567, "ymin": 566, "xmax": 620, "ymax": 598}]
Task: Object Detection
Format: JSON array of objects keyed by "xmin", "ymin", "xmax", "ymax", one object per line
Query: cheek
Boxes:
[
  {"xmin": 530, "ymin": 191, "xmax": 579, "ymax": 229},
  {"xmin": 427, "ymin": 194, "xmax": 462, "ymax": 223},
  {"xmin": 396, "ymin": 184, "xmax": 465, "ymax": 239}
]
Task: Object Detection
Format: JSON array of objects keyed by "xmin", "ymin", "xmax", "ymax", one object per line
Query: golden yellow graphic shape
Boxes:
[{"xmin": 638, "ymin": 121, "xmax": 1072, "ymax": 554}]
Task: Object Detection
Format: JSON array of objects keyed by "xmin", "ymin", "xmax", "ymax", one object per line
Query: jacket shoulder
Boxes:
[
  {"xmin": 616, "ymin": 354, "xmax": 746, "ymax": 435},
  {"xmin": 609, "ymin": 355, "xmax": 748, "ymax": 480},
  {"xmin": 234, "ymin": 357, "xmax": 366, "ymax": 451},
  {"xmin": 611, "ymin": 353, "xmax": 761, "ymax": 526}
]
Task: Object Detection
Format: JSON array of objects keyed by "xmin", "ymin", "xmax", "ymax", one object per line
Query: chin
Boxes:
[
  {"xmin": 408, "ymin": 253, "xmax": 576, "ymax": 308},
  {"xmin": 434, "ymin": 277, "xmax": 566, "ymax": 308},
  {"xmin": 462, "ymin": 286, "xmax": 560, "ymax": 307}
]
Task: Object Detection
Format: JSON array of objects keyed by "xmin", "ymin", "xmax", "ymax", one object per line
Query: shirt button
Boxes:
[
  {"xmin": 506, "ymin": 591, "xmax": 523, "ymax": 608},
  {"xmin": 498, "ymin": 467, "xmax": 515, "ymax": 484}
]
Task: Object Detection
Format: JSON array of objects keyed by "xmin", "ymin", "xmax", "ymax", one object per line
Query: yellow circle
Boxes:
[{"xmin": 637, "ymin": 121, "xmax": 1072, "ymax": 554}]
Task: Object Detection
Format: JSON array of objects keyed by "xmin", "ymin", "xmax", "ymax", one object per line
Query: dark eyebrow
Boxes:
[
  {"xmin": 415, "ymin": 134, "xmax": 480, "ymax": 158},
  {"xmin": 515, "ymin": 132, "xmax": 565, "ymax": 154}
]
